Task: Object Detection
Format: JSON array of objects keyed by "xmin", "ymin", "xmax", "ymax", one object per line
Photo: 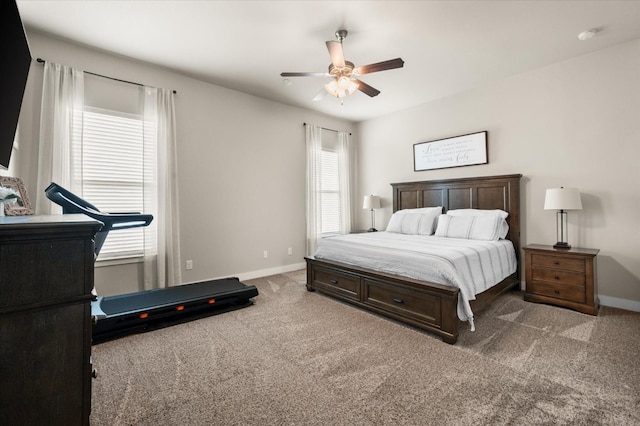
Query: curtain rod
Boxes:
[
  {"xmin": 36, "ymin": 58, "xmax": 177, "ymax": 94},
  {"xmin": 303, "ymin": 122, "xmax": 351, "ymax": 136}
]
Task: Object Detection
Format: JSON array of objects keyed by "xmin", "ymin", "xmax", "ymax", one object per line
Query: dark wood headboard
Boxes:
[{"xmin": 391, "ymin": 174, "xmax": 523, "ymax": 263}]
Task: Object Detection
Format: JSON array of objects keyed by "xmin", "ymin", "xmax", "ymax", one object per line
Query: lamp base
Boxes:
[
  {"xmin": 366, "ymin": 228, "xmax": 378, "ymax": 232},
  {"xmin": 553, "ymin": 242, "xmax": 571, "ymax": 250}
]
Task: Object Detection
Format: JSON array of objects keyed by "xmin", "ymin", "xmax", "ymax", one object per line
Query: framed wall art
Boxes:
[
  {"xmin": 413, "ymin": 131, "xmax": 488, "ymax": 172},
  {"xmin": 0, "ymin": 176, "xmax": 33, "ymax": 215}
]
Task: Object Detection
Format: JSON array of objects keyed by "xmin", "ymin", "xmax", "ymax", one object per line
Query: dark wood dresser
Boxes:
[
  {"xmin": 523, "ymin": 244, "xmax": 599, "ymax": 315},
  {"xmin": 0, "ymin": 215, "xmax": 102, "ymax": 425}
]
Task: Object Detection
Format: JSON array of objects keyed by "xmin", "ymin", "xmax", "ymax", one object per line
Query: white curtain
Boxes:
[
  {"xmin": 305, "ymin": 124, "xmax": 323, "ymax": 256},
  {"xmin": 36, "ymin": 62, "xmax": 84, "ymax": 214},
  {"xmin": 143, "ymin": 87, "xmax": 182, "ymax": 289},
  {"xmin": 36, "ymin": 63, "xmax": 181, "ymax": 290},
  {"xmin": 337, "ymin": 131, "xmax": 352, "ymax": 235},
  {"xmin": 305, "ymin": 125, "xmax": 352, "ymax": 255}
]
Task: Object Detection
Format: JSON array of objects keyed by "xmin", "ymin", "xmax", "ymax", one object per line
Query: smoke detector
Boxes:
[{"xmin": 578, "ymin": 28, "xmax": 600, "ymax": 41}]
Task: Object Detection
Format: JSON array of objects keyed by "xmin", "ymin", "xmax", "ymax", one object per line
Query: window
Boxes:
[
  {"xmin": 73, "ymin": 106, "xmax": 151, "ymax": 261},
  {"xmin": 37, "ymin": 68, "xmax": 174, "ymax": 278},
  {"xmin": 305, "ymin": 124, "xmax": 351, "ymax": 255},
  {"xmin": 320, "ymin": 149, "xmax": 341, "ymax": 234}
]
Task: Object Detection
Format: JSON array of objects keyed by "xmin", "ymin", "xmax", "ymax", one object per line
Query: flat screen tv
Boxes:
[{"xmin": 0, "ymin": 0, "xmax": 32, "ymax": 171}]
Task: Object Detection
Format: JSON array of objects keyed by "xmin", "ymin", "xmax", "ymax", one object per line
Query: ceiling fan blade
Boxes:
[
  {"xmin": 326, "ymin": 40, "xmax": 345, "ymax": 68},
  {"xmin": 353, "ymin": 79, "xmax": 380, "ymax": 97},
  {"xmin": 312, "ymin": 88, "xmax": 327, "ymax": 102},
  {"xmin": 356, "ymin": 58, "xmax": 404, "ymax": 75},
  {"xmin": 281, "ymin": 72, "xmax": 329, "ymax": 77}
]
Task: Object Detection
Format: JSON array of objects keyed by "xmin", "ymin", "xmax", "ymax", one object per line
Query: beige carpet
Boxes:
[{"xmin": 91, "ymin": 270, "xmax": 640, "ymax": 425}]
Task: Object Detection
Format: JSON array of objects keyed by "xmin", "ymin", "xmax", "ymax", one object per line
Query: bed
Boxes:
[{"xmin": 305, "ymin": 174, "xmax": 522, "ymax": 344}]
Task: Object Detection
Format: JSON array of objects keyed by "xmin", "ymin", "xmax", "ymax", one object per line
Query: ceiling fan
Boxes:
[{"xmin": 281, "ymin": 29, "xmax": 404, "ymax": 100}]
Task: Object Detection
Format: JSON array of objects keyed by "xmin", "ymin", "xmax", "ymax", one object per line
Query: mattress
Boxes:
[{"xmin": 312, "ymin": 232, "xmax": 517, "ymax": 326}]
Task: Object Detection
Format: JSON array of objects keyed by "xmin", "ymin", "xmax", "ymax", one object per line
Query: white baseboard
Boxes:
[
  {"xmin": 232, "ymin": 263, "xmax": 307, "ymax": 282},
  {"xmin": 598, "ymin": 295, "xmax": 640, "ymax": 313},
  {"xmin": 517, "ymin": 281, "xmax": 639, "ymax": 313},
  {"xmin": 181, "ymin": 262, "xmax": 306, "ymax": 287}
]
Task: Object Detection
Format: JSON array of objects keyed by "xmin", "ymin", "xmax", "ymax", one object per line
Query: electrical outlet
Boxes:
[
  {"xmin": 186, "ymin": 260, "xmax": 193, "ymax": 270},
  {"xmin": 288, "ymin": 247, "xmax": 293, "ymax": 255},
  {"xmin": 263, "ymin": 250, "xmax": 268, "ymax": 259}
]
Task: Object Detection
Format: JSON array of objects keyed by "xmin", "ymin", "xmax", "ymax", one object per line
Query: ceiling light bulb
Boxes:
[
  {"xmin": 337, "ymin": 76, "xmax": 350, "ymax": 89},
  {"xmin": 325, "ymin": 80, "xmax": 338, "ymax": 96},
  {"xmin": 347, "ymin": 81, "xmax": 358, "ymax": 94}
]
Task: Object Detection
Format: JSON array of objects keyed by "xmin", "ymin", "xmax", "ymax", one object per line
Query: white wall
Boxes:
[
  {"xmin": 356, "ymin": 39, "xmax": 640, "ymax": 309},
  {"xmin": 17, "ymin": 31, "xmax": 355, "ymax": 295}
]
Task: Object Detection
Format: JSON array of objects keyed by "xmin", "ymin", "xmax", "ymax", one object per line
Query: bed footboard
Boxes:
[{"xmin": 306, "ymin": 256, "xmax": 461, "ymax": 344}]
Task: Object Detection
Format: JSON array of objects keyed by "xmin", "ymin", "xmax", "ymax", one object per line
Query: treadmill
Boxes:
[{"xmin": 45, "ymin": 183, "xmax": 259, "ymax": 343}]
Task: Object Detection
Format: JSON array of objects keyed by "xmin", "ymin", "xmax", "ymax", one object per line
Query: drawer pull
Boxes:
[
  {"xmin": 554, "ymin": 275, "xmax": 560, "ymax": 280},
  {"xmin": 554, "ymin": 260, "xmax": 559, "ymax": 265},
  {"xmin": 392, "ymin": 298, "xmax": 404, "ymax": 304},
  {"xmin": 554, "ymin": 289, "xmax": 560, "ymax": 294},
  {"xmin": 330, "ymin": 279, "xmax": 338, "ymax": 284}
]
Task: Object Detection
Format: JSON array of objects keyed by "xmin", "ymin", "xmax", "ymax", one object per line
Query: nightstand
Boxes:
[{"xmin": 523, "ymin": 244, "xmax": 599, "ymax": 315}]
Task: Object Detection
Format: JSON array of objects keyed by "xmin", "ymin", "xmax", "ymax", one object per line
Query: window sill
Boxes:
[
  {"xmin": 95, "ymin": 256, "xmax": 144, "ymax": 268},
  {"xmin": 321, "ymin": 232, "xmax": 341, "ymax": 238}
]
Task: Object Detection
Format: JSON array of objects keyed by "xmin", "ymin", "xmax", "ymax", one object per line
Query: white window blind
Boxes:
[
  {"xmin": 320, "ymin": 149, "xmax": 341, "ymax": 234},
  {"xmin": 73, "ymin": 107, "xmax": 149, "ymax": 260}
]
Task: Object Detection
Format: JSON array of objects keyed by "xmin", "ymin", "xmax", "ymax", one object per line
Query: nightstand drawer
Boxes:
[
  {"xmin": 528, "ymin": 281, "xmax": 585, "ymax": 304},
  {"xmin": 531, "ymin": 254, "xmax": 585, "ymax": 272},
  {"xmin": 531, "ymin": 268, "xmax": 585, "ymax": 287}
]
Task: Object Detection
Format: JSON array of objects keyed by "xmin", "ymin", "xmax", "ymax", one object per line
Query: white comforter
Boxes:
[{"xmin": 312, "ymin": 232, "xmax": 517, "ymax": 328}]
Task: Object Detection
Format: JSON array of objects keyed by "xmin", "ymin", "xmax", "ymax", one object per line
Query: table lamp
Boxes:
[
  {"xmin": 363, "ymin": 195, "xmax": 380, "ymax": 232},
  {"xmin": 544, "ymin": 187, "xmax": 582, "ymax": 249}
]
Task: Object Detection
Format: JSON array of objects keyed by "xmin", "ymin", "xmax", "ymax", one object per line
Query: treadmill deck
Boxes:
[{"xmin": 92, "ymin": 277, "xmax": 258, "ymax": 343}]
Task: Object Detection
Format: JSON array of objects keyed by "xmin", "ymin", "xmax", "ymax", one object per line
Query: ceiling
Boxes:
[{"xmin": 17, "ymin": 1, "xmax": 640, "ymax": 122}]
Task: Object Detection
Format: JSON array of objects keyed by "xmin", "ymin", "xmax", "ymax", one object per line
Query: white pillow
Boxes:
[
  {"xmin": 396, "ymin": 206, "xmax": 443, "ymax": 215},
  {"xmin": 446, "ymin": 209, "xmax": 509, "ymax": 239},
  {"xmin": 386, "ymin": 211, "xmax": 440, "ymax": 235},
  {"xmin": 434, "ymin": 214, "xmax": 506, "ymax": 241},
  {"xmin": 447, "ymin": 209, "xmax": 508, "ymax": 219}
]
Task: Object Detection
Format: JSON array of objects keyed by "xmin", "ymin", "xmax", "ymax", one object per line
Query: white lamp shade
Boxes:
[
  {"xmin": 363, "ymin": 195, "xmax": 380, "ymax": 210},
  {"xmin": 544, "ymin": 187, "xmax": 583, "ymax": 210}
]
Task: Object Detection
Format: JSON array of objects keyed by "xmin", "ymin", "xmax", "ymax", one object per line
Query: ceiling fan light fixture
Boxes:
[{"xmin": 325, "ymin": 76, "xmax": 358, "ymax": 98}]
